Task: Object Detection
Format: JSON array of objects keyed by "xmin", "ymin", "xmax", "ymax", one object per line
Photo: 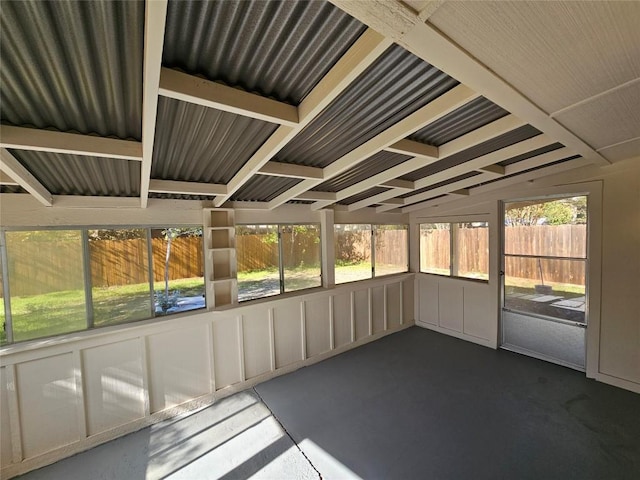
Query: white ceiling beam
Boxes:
[
  {"xmin": 52, "ymin": 196, "xmax": 141, "ymax": 209},
  {"xmin": 0, "ymin": 125, "xmax": 142, "ymax": 161},
  {"xmin": 384, "ymin": 138, "xmax": 438, "ymax": 159},
  {"xmin": 273, "ymin": 84, "xmax": 479, "ymax": 209},
  {"xmin": 0, "ymin": 148, "xmax": 52, "ymax": 206},
  {"xmin": 399, "ymin": 145, "xmax": 577, "ymax": 213},
  {"xmin": 378, "ymin": 179, "xmax": 414, "ymax": 190},
  {"xmin": 477, "ymin": 164, "xmax": 505, "ymax": 178},
  {"xmin": 395, "ymin": 173, "xmax": 496, "ymax": 213},
  {"xmin": 380, "ymin": 197, "xmax": 404, "ymax": 205},
  {"xmin": 148, "ymin": 179, "xmax": 227, "ymax": 196},
  {"xmin": 139, "ymin": 0, "xmax": 168, "ymax": 208},
  {"xmin": 326, "ymin": 85, "xmax": 476, "ymax": 179},
  {"xmin": 347, "ymin": 187, "xmax": 406, "ymax": 211},
  {"xmin": 0, "ymin": 172, "xmax": 18, "ymax": 185},
  {"xmin": 224, "ymin": 201, "xmax": 271, "ymax": 210},
  {"xmin": 414, "ymin": 134, "xmax": 553, "ymax": 191},
  {"xmin": 293, "ymin": 191, "xmax": 337, "ymax": 202},
  {"xmin": 330, "ymin": 0, "xmax": 609, "ymax": 167},
  {"xmin": 311, "ymin": 113, "xmax": 524, "ymax": 211},
  {"xmin": 257, "ymin": 162, "xmax": 324, "ymax": 180},
  {"xmin": 213, "ymin": 28, "xmax": 394, "ymax": 207},
  {"xmin": 159, "ymin": 68, "xmax": 299, "ymax": 127},
  {"xmin": 406, "ymin": 155, "xmax": 590, "ymax": 215},
  {"xmin": 503, "ymin": 146, "xmax": 573, "ymax": 175}
]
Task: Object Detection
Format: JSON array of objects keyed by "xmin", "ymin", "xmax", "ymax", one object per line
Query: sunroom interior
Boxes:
[{"xmin": 0, "ymin": 0, "xmax": 639, "ymax": 478}]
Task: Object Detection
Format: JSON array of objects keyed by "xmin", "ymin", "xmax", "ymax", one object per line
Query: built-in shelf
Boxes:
[{"xmin": 203, "ymin": 208, "xmax": 237, "ymax": 308}]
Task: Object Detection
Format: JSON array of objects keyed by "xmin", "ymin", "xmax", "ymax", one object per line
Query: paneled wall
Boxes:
[
  {"xmin": 415, "ymin": 273, "xmax": 497, "ymax": 348},
  {"xmin": 0, "ymin": 275, "xmax": 413, "ymax": 478}
]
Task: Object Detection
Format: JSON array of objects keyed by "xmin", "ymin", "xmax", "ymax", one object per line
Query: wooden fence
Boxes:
[
  {"xmin": 6, "ymin": 237, "xmax": 204, "ymax": 296},
  {"xmin": 420, "ymin": 225, "xmax": 586, "ymax": 284},
  {"xmin": 236, "ymin": 233, "xmax": 321, "ymax": 272},
  {"xmin": 4, "ymin": 225, "xmax": 587, "ymax": 297}
]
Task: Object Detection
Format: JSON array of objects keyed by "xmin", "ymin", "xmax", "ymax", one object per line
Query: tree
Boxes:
[{"xmin": 156, "ymin": 227, "xmax": 201, "ymax": 312}]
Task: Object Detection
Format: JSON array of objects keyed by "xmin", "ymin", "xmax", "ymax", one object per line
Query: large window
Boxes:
[
  {"xmin": 5, "ymin": 230, "xmax": 86, "ymax": 342},
  {"xmin": 0, "ymin": 226, "xmax": 205, "ymax": 344},
  {"xmin": 420, "ymin": 221, "xmax": 489, "ymax": 280},
  {"xmin": 334, "ymin": 224, "xmax": 408, "ymax": 284},
  {"xmin": 236, "ymin": 224, "xmax": 321, "ymax": 302}
]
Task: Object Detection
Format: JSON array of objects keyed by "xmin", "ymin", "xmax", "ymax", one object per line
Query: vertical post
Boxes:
[
  {"xmin": 146, "ymin": 228, "xmax": 155, "ymax": 317},
  {"xmin": 320, "ymin": 209, "xmax": 335, "ymax": 288},
  {"xmin": 410, "ymin": 222, "xmax": 420, "ymax": 273},
  {"xmin": 82, "ymin": 230, "xmax": 94, "ymax": 328},
  {"xmin": 450, "ymin": 223, "xmax": 458, "ymax": 277},
  {"xmin": 0, "ymin": 230, "xmax": 14, "ymax": 343},
  {"xmin": 277, "ymin": 225, "xmax": 285, "ymax": 293},
  {"xmin": 371, "ymin": 225, "xmax": 376, "ymax": 278}
]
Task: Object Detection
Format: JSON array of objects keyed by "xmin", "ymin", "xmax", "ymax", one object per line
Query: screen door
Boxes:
[{"xmin": 501, "ymin": 196, "xmax": 588, "ymax": 370}]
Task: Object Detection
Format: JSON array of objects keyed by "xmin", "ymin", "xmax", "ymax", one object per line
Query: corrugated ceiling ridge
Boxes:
[
  {"xmin": 401, "ymin": 124, "xmax": 542, "ymax": 181},
  {"xmin": 275, "ymin": 45, "xmax": 460, "ymax": 168},
  {"xmin": 231, "ymin": 176, "xmax": 302, "ymax": 202},
  {"xmin": 151, "ymin": 97, "xmax": 278, "ymax": 184},
  {"xmin": 313, "ymin": 151, "xmax": 413, "ymax": 193},
  {"xmin": 11, "ymin": 150, "xmax": 140, "ymax": 196},
  {"xmin": 0, "ymin": 0, "xmax": 143, "ymax": 140},
  {"xmin": 410, "ymin": 97, "xmax": 509, "ymax": 147},
  {"xmin": 163, "ymin": 0, "xmax": 366, "ymax": 105}
]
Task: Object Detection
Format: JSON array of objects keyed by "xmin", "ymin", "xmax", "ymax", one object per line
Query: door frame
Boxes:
[{"xmin": 495, "ymin": 181, "xmax": 603, "ymax": 378}]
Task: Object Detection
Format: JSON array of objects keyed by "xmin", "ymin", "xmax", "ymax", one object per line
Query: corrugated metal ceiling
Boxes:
[
  {"xmin": 163, "ymin": 0, "xmax": 366, "ymax": 105},
  {"xmin": 338, "ymin": 186, "xmax": 389, "ymax": 205},
  {"xmin": 149, "ymin": 193, "xmax": 214, "ymax": 201},
  {"xmin": 152, "ymin": 97, "xmax": 278, "ymax": 184},
  {"xmin": 0, "ymin": 0, "xmax": 143, "ymax": 140},
  {"xmin": 313, "ymin": 151, "xmax": 413, "ymax": 192},
  {"xmin": 498, "ymin": 143, "xmax": 564, "ymax": 166},
  {"xmin": 231, "ymin": 176, "xmax": 302, "ymax": 202},
  {"xmin": 274, "ymin": 45, "xmax": 459, "ymax": 168},
  {"xmin": 401, "ymin": 125, "xmax": 542, "ymax": 182},
  {"xmin": 0, "ymin": 185, "xmax": 27, "ymax": 194},
  {"xmin": 409, "ymin": 97, "xmax": 509, "ymax": 146},
  {"xmin": 398, "ymin": 172, "xmax": 481, "ymax": 199},
  {"xmin": 473, "ymin": 156, "xmax": 582, "ymax": 188},
  {"xmin": 10, "ymin": 150, "xmax": 140, "ymax": 196}
]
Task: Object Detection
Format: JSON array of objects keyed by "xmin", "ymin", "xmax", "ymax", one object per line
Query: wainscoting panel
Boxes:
[{"xmin": 0, "ymin": 274, "xmax": 414, "ymax": 478}]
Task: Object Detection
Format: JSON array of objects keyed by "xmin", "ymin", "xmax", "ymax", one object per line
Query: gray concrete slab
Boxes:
[
  {"xmin": 17, "ymin": 391, "xmax": 318, "ymax": 480},
  {"xmin": 256, "ymin": 327, "xmax": 640, "ymax": 480},
  {"xmin": 16, "ymin": 327, "xmax": 640, "ymax": 480}
]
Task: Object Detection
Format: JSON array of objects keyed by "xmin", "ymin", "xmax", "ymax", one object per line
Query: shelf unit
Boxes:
[{"xmin": 203, "ymin": 208, "xmax": 237, "ymax": 308}]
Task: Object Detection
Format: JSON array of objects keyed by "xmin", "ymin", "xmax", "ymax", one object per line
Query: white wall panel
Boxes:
[
  {"xmin": 82, "ymin": 340, "xmax": 145, "ymax": 435},
  {"xmin": 418, "ymin": 278, "xmax": 439, "ymax": 325},
  {"xmin": 0, "ymin": 367, "xmax": 13, "ymax": 465},
  {"xmin": 148, "ymin": 324, "xmax": 212, "ymax": 412},
  {"xmin": 332, "ymin": 293, "xmax": 352, "ymax": 348},
  {"xmin": 463, "ymin": 286, "xmax": 493, "ymax": 341},
  {"xmin": 273, "ymin": 302, "xmax": 304, "ymax": 368},
  {"xmin": 305, "ymin": 298, "xmax": 331, "ymax": 358},
  {"xmin": 386, "ymin": 283, "xmax": 402, "ymax": 330},
  {"xmin": 353, "ymin": 289, "xmax": 370, "ymax": 340},
  {"xmin": 0, "ymin": 274, "xmax": 414, "ymax": 478},
  {"xmin": 242, "ymin": 308, "xmax": 272, "ymax": 380},
  {"xmin": 16, "ymin": 354, "xmax": 79, "ymax": 458},
  {"xmin": 212, "ymin": 317, "xmax": 243, "ymax": 389},
  {"xmin": 438, "ymin": 284, "xmax": 464, "ymax": 332},
  {"xmin": 371, "ymin": 286, "xmax": 385, "ymax": 334},
  {"xmin": 403, "ymin": 279, "xmax": 414, "ymax": 324}
]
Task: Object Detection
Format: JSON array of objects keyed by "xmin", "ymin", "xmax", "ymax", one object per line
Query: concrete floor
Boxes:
[{"xmin": 18, "ymin": 327, "xmax": 640, "ymax": 479}]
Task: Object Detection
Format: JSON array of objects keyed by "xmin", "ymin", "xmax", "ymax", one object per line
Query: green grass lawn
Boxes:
[{"xmin": 1, "ymin": 278, "xmax": 205, "ymax": 345}]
